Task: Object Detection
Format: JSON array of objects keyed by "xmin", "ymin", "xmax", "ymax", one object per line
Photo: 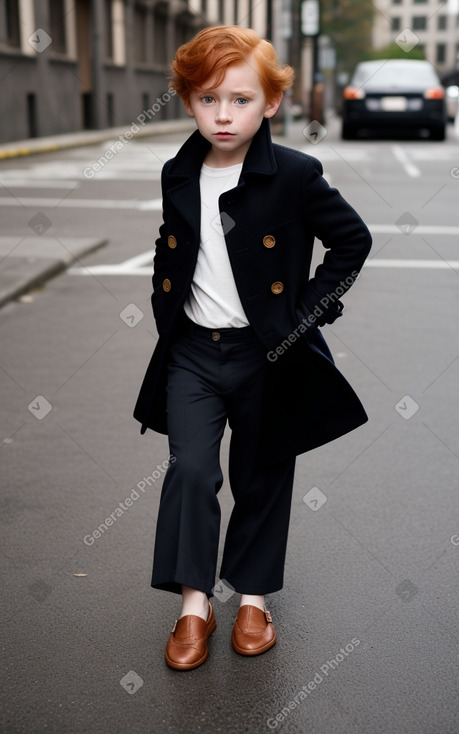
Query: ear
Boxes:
[
  {"xmin": 263, "ymin": 93, "xmax": 283, "ymax": 119},
  {"xmin": 182, "ymin": 99, "xmax": 195, "ymax": 117}
]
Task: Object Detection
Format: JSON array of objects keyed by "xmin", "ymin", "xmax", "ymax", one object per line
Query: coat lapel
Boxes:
[{"xmin": 165, "ymin": 117, "xmax": 277, "ymax": 242}]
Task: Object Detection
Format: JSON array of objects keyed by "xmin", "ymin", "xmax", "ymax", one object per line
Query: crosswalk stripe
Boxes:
[
  {"xmin": 365, "ymin": 259, "xmax": 459, "ymax": 269},
  {"xmin": 368, "ymin": 224, "xmax": 459, "ymax": 235},
  {"xmin": 0, "ymin": 197, "xmax": 162, "ymax": 210},
  {"xmin": 68, "ymin": 252, "xmax": 459, "ymax": 276}
]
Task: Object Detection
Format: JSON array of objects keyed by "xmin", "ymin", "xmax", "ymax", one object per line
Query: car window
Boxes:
[{"xmin": 352, "ymin": 62, "xmax": 440, "ymax": 88}]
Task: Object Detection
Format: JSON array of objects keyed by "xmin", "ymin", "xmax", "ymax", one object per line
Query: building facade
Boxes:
[
  {"xmin": 372, "ymin": 0, "xmax": 459, "ymax": 73},
  {"xmin": 0, "ymin": 0, "xmax": 268, "ymax": 144}
]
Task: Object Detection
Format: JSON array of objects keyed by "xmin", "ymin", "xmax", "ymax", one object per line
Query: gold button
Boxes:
[
  {"xmin": 168, "ymin": 235, "xmax": 177, "ymax": 249},
  {"xmin": 263, "ymin": 235, "xmax": 276, "ymax": 248},
  {"xmin": 163, "ymin": 278, "xmax": 171, "ymax": 292},
  {"xmin": 211, "ymin": 331, "xmax": 221, "ymax": 341},
  {"xmin": 271, "ymin": 281, "xmax": 284, "ymax": 294}
]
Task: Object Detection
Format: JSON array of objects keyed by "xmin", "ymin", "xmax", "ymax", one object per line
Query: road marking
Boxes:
[
  {"xmin": 69, "ymin": 249, "xmax": 459, "ymax": 277},
  {"xmin": 300, "ymin": 146, "xmax": 372, "ymax": 161},
  {"xmin": 369, "ymin": 224, "xmax": 459, "ymax": 235},
  {"xmin": 69, "ymin": 250, "xmax": 154, "ymax": 275},
  {"xmin": 365, "ymin": 259, "xmax": 459, "ymax": 269},
  {"xmin": 70, "ymin": 266, "xmax": 152, "ymax": 275},
  {"xmin": 0, "ymin": 180, "xmax": 79, "ymax": 189},
  {"xmin": 391, "ymin": 145, "xmax": 421, "ymax": 178},
  {"xmin": 0, "ymin": 197, "xmax": 162, "ymax": 210},
  {"xmin": 409, "ymin": 148, "xmax": 459, "ymax": 161},
  {"xmin": 0, "ymin": 173, "xmax": 162, "ymax": 184}
]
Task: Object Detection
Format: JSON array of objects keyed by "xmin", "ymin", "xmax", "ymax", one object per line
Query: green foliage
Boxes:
[
  {"xmin": 365, "ymin": 43, "xmax": 426, "ymax": 61},
  {"xmin": 320, "ymin": 0, "xmax": 375, "ymax": 73}
]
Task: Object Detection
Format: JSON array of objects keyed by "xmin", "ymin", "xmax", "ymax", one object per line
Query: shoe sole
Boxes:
[
  {"xmin": 165, "ymin": 617, "xmax": 217, "ymax": 670},
  {"xmin": 231, "ymin": 631, "xmax": 277, "ymax": 656}
]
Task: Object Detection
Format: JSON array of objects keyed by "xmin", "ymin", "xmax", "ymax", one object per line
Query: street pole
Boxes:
[{"xmin": 301, "ymin": 0, "xmax": 324, "ymax": 125}]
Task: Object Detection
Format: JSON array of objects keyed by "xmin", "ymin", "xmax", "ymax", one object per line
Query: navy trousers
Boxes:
[{"xmin": 150, "ymin": 312, "xmax": 296, "ymax": 599}]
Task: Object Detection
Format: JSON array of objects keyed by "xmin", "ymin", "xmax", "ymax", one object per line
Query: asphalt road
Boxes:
[{"xmin": 1, "ymin": 115, "xmax": 459, "ymax": 734}]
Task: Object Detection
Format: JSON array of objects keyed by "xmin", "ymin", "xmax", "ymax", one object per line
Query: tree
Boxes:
[
  {"xmin": 365, "ymin": 43, "xmax": 425, "ymax": 61},
  {"xmin": 320, "ymin": 0, "xmax": 375, "ymax": 74}
]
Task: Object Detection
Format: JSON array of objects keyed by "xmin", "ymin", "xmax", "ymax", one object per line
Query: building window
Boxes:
[
  {"xmin": 437, "ymin": 15, "xmax": 447, "ymax": 31},
  {"xmin": 436, "ymin": 43, "xmax": 446, "ymax": 64},
  {"xmin": 175, "ymin": 17, "xmax": 193, "ymax": 49},
  {"xmin": 49, "ymin": 0, "xmax": 67, "ymax": 53},
  {"xmin": 105, "ymin": 0, "xmax": 114, "ymax": 59},
  {"xmin": 392, "ymin": 0, "xmax": 402, "ymax": 4},
  {"xmin": 153, "ymin": 8, "xmax": 167, "ymax": 65},
  {"xmin": 391, "ymin": 17, "xmax": 401, "ymax": 31},
  {"xmin": 413, "ymin": 0, "xmax": 427, "ymax": 3},
  {"xmin": 134, "ymin": 3, "xmax": 147, "ymax": 63},
  {"xmin": 412, "ymin": 16, "xmax": 426, "ymax": 30},
  {"xmin": 1, "ymin": 0, "xmax": 20, "ymax": 46},
  {"xmin": 218, "ymin": 0, "xmax": 224, "ymax": 23}
]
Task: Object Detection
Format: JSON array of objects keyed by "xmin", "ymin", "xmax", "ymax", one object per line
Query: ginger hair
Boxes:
[{"xmin": 170, "ymin": 25, "xmax": 294, "ymax": 105}]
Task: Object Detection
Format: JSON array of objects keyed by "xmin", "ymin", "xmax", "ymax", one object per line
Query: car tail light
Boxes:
[
  {"xmin": 424, "ymin": 88, "xmax": 445, "ymax": 100},
  {"xmin": 343, "ymin": 86, "xmax": 365, "ymax": 100}
]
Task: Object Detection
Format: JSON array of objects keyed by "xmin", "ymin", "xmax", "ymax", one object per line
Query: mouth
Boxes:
[{"xmin": 215, "ymin": 132, "xmax": 235, "ymax": 138}]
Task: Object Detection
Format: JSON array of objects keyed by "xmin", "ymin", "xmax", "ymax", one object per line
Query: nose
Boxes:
[{"xmin": 215, "ymin": 101, "xmax": 232, "ymax": 124}]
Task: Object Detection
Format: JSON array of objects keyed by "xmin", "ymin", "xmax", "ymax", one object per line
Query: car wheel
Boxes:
[
  {"xmin": 430, "ymin": 125, "xmax": 446, "ymax": 141},
  {"xmin": 341, "ymin": 123, "xmax": 357, "ymax": 140}
]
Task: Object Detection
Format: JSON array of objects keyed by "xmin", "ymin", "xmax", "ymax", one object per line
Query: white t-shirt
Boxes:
[{"xmin": 183, "ymin": 162, "xmax": 249, "ymax": 328}]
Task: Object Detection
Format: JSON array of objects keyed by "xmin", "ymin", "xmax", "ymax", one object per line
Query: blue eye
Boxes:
[
  {"xmin": 235, "ymin": 98, "xmax": 248, "ymax": 105},
  {"xmin": 201, "ymin": 96, "xmax": 214, "ymax": 104}
]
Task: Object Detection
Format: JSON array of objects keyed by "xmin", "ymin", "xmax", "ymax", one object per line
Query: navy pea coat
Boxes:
[{"xmin": 133, "ymin": 117, "xmax": 372, "ymax": 466}]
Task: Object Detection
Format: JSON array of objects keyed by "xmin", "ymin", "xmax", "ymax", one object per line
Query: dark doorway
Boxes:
[
  {"xmin": 75, "ymin": 0, "xmax": 93, "ymax": 128},
  {"xmin": 26, "ymin": 93, "xmax": 37, "ymax": 138}
]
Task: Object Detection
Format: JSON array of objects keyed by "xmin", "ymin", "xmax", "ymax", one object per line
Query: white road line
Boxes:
[
  {"xmin": 69, "ymin": 252, "xmax": 459, "ymax": 276},
  {"xmin": 368, "ymin": 224, "xmax": 459, "ymax": 235},
  {"xmin": 0, "ymin": 173, "xmax": 162, "ymax": 184},
  {"xmin": 119, "ymin": 250, "xmax": 155, "ymax": 268},
  {"xmin": 300, "ymin": 147, "xmax": 371, "ymax": 161},
  {"xmin": 391, "ymin": 145, "xmax": 422, "ymax": 178},
  {"xmin": 409, "ymin": 148, "xmax": 459, "ymax": 161},
  {"xmin": 68, "ymin": 250, "xmax": 155, "ymax": 275},
  {"xmin": 0, "ymin": 180, "xmax": 80, "ymax": 189},
  {"xmin": 69, "ymin": 265, "xmax": 153, "ymax": 275},
  {"xmin": 0, "ymin": 197, "xmax": 162, "ymax": 210},
  {"xmin": 70, "ymin": 260, "xmax": 459, "ymax": 275},
  {"xmin": 365, "ymin": 259, "xmax": 459, "ymax": 269}
]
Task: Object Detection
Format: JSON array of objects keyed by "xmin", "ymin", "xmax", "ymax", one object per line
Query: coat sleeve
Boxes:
[{"xmin": 297, "ymin": 155, "xmax": 372, "ymax": 328}]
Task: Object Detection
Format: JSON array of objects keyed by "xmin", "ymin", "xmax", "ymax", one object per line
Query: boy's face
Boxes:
[{"xmin": 183, "ymin": 53, "xmax": 282, "ymax": 167}]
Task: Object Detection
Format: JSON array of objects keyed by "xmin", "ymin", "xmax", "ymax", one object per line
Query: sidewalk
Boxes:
[
  {"xmin": 0, "ymin": 117, "xmax": 196, "ymax": 160},
  {"xmin": 0, "ymin": 116, "xmax": 315, "ymax": 310},
  {"xmin": 0, "ymin": 118, "xmax": 196, "ymax": 309}
]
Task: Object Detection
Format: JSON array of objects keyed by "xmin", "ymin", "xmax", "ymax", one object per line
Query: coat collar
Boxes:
[{"xmin": 166, "ymin": 116, "xmax": 277, "ymax": 180}]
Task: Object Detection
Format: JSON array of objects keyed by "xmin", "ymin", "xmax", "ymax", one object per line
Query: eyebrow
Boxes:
[{"xmin": 198, "ymin": 89, "xmax": 256, "ymax": 96}]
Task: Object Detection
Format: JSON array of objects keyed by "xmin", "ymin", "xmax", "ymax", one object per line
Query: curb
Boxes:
[
  {"xmin": 0, "ymin": 237, "xmax": 107, "ymax": 309},
  {"xmin": 0, "ymin": 119, "xmax": 196, "ymax": 161}
]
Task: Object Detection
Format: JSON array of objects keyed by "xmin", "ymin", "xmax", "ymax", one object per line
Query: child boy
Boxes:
[{"xmin": 134, "ymin": 25, "xmax": 372, "ymax": 670}]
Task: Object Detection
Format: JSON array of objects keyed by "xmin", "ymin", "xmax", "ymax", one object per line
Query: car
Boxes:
[
  {"xmin": 445, "ymin": 85, "xmax": 458, "ymax": 123},
  {"xmin": 341, "ymin": 59, "xmax": 447, "ymax": 140}
]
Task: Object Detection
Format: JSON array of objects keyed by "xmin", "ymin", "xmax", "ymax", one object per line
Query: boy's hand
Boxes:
[{"xmin": 296, "ymin": 291, "xmax": 344, "ymax": 331}]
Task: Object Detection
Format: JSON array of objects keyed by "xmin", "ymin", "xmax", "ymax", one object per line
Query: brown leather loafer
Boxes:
[
  {"xmin": 165, "ymin": 600, "xmax": 216, "ymax": 670},
  {"xmin": 232, "ymin": 605, "xmax": 276, "ymax": 656}
]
